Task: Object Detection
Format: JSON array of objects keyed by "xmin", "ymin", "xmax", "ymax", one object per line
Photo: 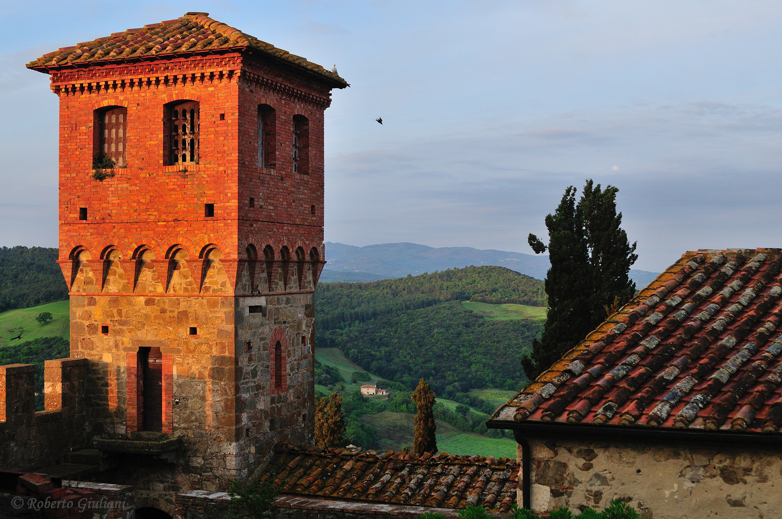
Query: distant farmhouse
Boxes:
[
  {"xmin": 0, "ymin": 12, "xmax": 518, "ymax": 519},
  {"xmin": 360, "ymin": 384, "xmax": 388, "ymax": 396},
  {"xmin": 489, "ymin": 249, "xmax": 782, "ymax": 518}
]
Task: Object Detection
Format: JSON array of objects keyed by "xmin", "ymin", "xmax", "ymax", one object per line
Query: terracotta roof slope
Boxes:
[
  {"xmin": 490, "ymin": 248, "xmax": 782, "ymax": 434},
  {"xmin": 259, "ymin": 445, "xmax": 519, "ymax": 513},
  {"xmin": 26, "ymin": 12, "xmax": 348, "ymax": 87}
]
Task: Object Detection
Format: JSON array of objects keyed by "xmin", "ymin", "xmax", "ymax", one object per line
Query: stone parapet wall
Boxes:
[
  {"xmin": 526, "ymin": 436, "xmax": 782, "ymax": 518},
  {"xmin": 0, "ymin": 359, "xmax": 89, "ymax": 470}
]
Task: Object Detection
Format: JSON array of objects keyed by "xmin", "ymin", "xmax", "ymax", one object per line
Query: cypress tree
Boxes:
[
  {"xmin": 314, "ymin": 392, "xmax": 347, "ymax": 448},
  {"xmin": 524, "ymin": 180, "xmax": 637, "ymax": 380},
  {"xmin": 411, "ymin": 378, "xmax": 437, "ymax": 456}
]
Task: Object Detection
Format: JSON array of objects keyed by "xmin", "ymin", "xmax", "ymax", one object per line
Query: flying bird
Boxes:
[
  {"xmin": 376, "ymin": 117, "xmax": 383, "ymax": 125},
  {"xmin": 10, "ymin": 330, "xmax": 22, "ymax": 341},
  {"xmin": 331, "ymin": 64, "xmax": 338, "ymax": 75}
]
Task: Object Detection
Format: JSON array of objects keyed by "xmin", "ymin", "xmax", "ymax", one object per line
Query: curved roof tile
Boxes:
[{"xmin": 260, "ymin": 445, "xmax": 519, "ymax": 514}]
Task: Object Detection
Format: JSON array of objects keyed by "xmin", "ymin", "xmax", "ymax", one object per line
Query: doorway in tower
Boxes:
[{"xmin": 138, "ymin": 347, "xmax": 163, "ymax": 432}]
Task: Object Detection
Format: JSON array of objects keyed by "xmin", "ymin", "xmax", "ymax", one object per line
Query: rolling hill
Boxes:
[{"xmin": 322, "ymin": 241, "xmax": 659, "ymax": 287}]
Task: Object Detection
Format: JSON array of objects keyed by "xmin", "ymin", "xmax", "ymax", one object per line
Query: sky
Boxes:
[{"xmin": 1, "ymin": 1, "xmax": 781, "ymax": 272}]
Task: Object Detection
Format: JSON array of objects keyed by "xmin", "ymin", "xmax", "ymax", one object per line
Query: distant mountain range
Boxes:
[{"xmin": 320, "ymin": 242, "xmax": 660, "ymax": 289}]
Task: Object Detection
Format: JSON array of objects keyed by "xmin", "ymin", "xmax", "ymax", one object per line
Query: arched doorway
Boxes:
[{"xmin": 136, "ymin": 507, "xmax": 173, "ymax": 519}]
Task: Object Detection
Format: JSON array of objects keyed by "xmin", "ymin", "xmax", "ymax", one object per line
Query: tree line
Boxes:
[
  {"xmin": 315, "ymin": 265, "xmax": 545, "ymax": 331},
  {"xmin": 318, "ymin": 301, "xmax": 542, "ymax": 399},
  {"xmin": 0, "ymin": 247, "xmax": 68, "ymax": 313}
]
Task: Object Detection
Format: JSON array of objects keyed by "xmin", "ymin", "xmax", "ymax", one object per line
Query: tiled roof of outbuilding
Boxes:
[
  {"xmin": 259, "ymin": 445, "xmax": 519, "ymax": 513},
  {"xmin": 26, "ymin": 12, "xmax": 348, "ymax": 88},
  {"xmin": 490, "ymin": 249, "xmax": 782, "ymax": 434}
]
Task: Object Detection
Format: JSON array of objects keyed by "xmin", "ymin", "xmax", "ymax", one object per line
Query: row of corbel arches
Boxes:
[
  {"xmin": 68, "ymin": 243, "xmax": 226, "ymax": 293},
  {"xmin": 66, "ymin": 243, "xmax": 323, "ymax": 294},
  {"xmin": 244, "ymin": 243, "xmax": 323, "ymax": 294}
]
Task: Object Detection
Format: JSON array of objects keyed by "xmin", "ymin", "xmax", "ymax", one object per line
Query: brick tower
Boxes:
[{"xmin": 27, "ymin": 12, "xmax": 347, "ymax": 491}]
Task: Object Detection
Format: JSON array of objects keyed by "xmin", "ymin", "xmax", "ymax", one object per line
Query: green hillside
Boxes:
[
  {"xmin": 0, "ymin": 246, "xmax": 68, "ymax": 313},
  {"xmin": 316, "ymin": 265, "xmax": 545, "ymax": 330},
  {"xmin": 315, "ymin": 266, "xmax": 544, "ymax": 397},
  {"xmin": 1, "ymin": 300, "xmax": 70, "ymax": 347},
  {"xmin": 461, "ymin": 301, "xmax": 547, "ymax": 321},
  {"xmin": 319, "ymin": 301, "xmax": 540, "ymax": 398},
  {"xmin": 469, "ymin": 388, "xmax": 518, "ymax": 410}
]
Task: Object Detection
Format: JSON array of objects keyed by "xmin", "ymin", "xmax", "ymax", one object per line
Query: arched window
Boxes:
[
  {"xmin": 269, "ymin": 327, "xmax": 287, "ymax": 394},
  {"xmin": 165, "ymin": 101, "xmax": 199, "ymax": 165},
  {"xmin": 274, "ymin": 341, "xmax": 283, "ymax": 389},
  {"xmin": 258, "ymin": 105, "xmax": 276, "ymax": 168},
  {"xmin": 94, "ymin": 106, "xmax": 127, "ymax": 168},
  {"xmin": 292, "ymin": 115, "xmax": 309, "ymax": 174}
]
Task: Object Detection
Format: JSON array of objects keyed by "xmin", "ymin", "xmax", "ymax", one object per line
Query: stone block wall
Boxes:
[
  {"xmin": 526, "ymin": 436, "xmax": 782, "ymax": 518},
  {"xmin": 234, "ymin": 290, "xmax": 316, "ymax": 479},
  {"xmin": 0, "ymin": 359, "xmax": 89, "ymax": 471}
]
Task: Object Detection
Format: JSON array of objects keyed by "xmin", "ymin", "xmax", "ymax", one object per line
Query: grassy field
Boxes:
[
  {"xmin": 0, "ymin": 301, "xmax": 69, "ymax": 347},
  {"xmin": 438, "ymin": 433, "xmax": 517, "ymax": 459},
  {"xmin": 316, "ymin": 348, "xmax": 491, "ymax": 416},
  {"xmin": 469, "ymin": 389, "xmax": 519, "ymax": 411},
  {"xmin": 316, "ymin": 347, "xmax": 388, "ymax": 394},
  {"xmin": 360, "ymin": 411, "xmax": 516, "ymax": 458},
  {"xmin": 461, "ymin": 301, "xmax": 547, "ymax": 321},
  {"xmin": 437, "ymin": 396, "xmax": 489, "ymax": 417}
]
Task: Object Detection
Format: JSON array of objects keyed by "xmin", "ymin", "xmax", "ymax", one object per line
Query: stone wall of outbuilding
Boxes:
[{"xmin": 525, "ymin": 436, "xmax": 782, "ymax": 518}]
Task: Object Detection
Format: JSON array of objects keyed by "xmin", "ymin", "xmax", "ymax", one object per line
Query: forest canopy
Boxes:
[
  {"xmin": 0, "ymin": 247, "xmax": 68, "ymax": 313},
  {"xmin": 315, "ymin": 266, "xmax": 545, "ymax": 397}
]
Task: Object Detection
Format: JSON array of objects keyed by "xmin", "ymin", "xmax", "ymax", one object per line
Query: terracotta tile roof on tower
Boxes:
[
  {"xmin": 490, "ymin": 248, "xmax": 782, "ymax": 434},
  {"xmin": 259, "ymin": 445, "xmax": 520, "ymax": 513},
  {"xmin": 26, "ymin": 12, "xmax": 348, "ymax": 87}
]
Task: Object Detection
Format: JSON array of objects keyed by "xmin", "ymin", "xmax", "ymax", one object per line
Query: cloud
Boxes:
[{"xmin": 326, "ymin": 99, "xmax": 782, "ymax": 271}]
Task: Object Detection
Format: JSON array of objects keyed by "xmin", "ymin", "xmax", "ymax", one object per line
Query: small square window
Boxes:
[
  {"xmin": 205, "ymin": 204, "xmax": 214, "ymax": 217},
  {"xmin": 245, "ymin": 341, "xmax": 252, "ymax": 353},
  {"xmin": 101, "ymin": 325, "xmax": 109, "ymax": 335},
  {"xmin": 220, "ymin": 113, "xmax": 225, "ymax": 121},
  {"xmin": 79, "ymin": 208, "xmax": 88, "ymax": 220},
  {"xmin": 301, "ymin": 336, "xmax": 306, "ymax": 345},
  {"xmin": 189, "ymin": 326, "xmax": 198, "ymax": 336},
  {"xmin": 248, "ymin": 305, "xmax": 266, "ymax": 317},
  {"xmin": 249, "ymin": 197, "xmax": 255, "ymax": 208},
  {"xmin": 311, "ymin": 205, "xmax": 315, "ymax": 215}
]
